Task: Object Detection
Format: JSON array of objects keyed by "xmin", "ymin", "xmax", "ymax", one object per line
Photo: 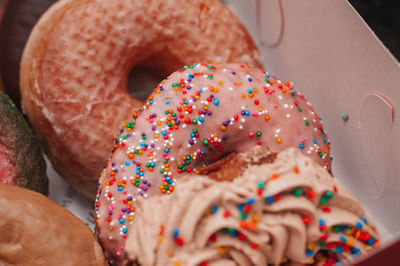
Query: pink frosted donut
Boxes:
[{"xmin": 95, "ymin": 63, "xmax": 331, "ymax": 262}]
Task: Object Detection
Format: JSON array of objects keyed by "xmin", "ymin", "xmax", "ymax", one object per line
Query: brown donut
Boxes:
[
  {"xmin": 20, "ymin": 0, "xmax": 262, "ymax": 197},
  {"xmin": 0, "ymin": 183, "xmax": 107, "ymax": 265},
  {"xmin": 0, "ymin": 0, "xmax": 56, "ymax": 106}
]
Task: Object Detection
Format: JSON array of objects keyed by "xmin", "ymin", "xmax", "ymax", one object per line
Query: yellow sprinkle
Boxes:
[
  {"xmin": 167, "ymin": 249, "xmax": 174, "ymax": 257},
  {"xmin": 265, "ymin": 115, "xmax": 270, "ymax": 121},
  {"xmin": 122, "ymin": 123, "xmax": 127, "ymax": 127},
  {"xmin": 258, "ymin": 107, "xmax": 263, "ymax": 112},
  {"xmin": 204, "ymin": 105, "xmax": 209, "ymax": 110},
  {"xmin": 254, "ymin": 88, "xmax": 259, "ymax": 93},
  {"xmin": 307, "ymin": 242, "xmax": 315, "ymax": 250},
  {"xmin": 109, "ymin": 226, "xmax": 114, "ymax": 231},
  {"xmin": 220, "ymin": 125, "xmax": 226, "ymax": 131},
  {"xmin": 158, "ymin": 236, "xmax": 164, "ymax": 244},
  {"xmin": 241, "ymin": 93, "xmax": 246, "ymax": 98},
  {"xmin": 236, "ymin": 81, "xmax": 242, "ymax": 86},
  {"xmin": 346, "ymin": 237, "xmax": 355, "ymax": 246},
  {"xmin": 157, "ymin": 121, "xmax": 162, "ymax": 125},
  {"xmin": 281, "ymin": 258, "xmax": 288, "ymax": 263},
  {"xmin": 173, "ymin": 262, "xmax": 180, "ymax": 266},
  {"xmin": 276, "ymin": 137, "xmax": 282, "ymax": 144},
  {"xmin": 307, "ymin": 258, "xmax": 315, "ymax": 265},
  {"xmin": 217, "ymin": 81, "xmax": 223, "ymax": 85},
  {"xmin": 218, "ymin": 246, "xmax": 228, "ymax": 254},
  {"xmin": 364, "ymin": 245, "xmax": 372, "ymax": 251},
  {"xmin": 252, "ymin": 214, "xmax": 260, "ymax": 223},
  {"xmin": 128, "ymin": 216, "xmax": 133, "ymax": 221}
]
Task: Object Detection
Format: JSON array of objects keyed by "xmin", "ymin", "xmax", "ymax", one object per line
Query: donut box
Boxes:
[{"xmin": 18, "ymin": 0, "xmax": 398, "ymax": 264}]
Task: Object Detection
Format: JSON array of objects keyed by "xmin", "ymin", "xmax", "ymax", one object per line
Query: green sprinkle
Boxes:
[
  {"xmin": 333, "ymin": 226, "xmax": 341, "ymax": 233},
  {"xmin": 256, "ymin": 132, "xmax": 262, "ymax": 137},
  {"xmin": 192, "ymin": 119, "xmax": 198, "ymax": 124},
  {"xmin": 293, "ymin": 188, "xmax": 302, "ymax": 197},
  {"xmin": 325, "ymin": 192, "xmax": 333, "ymax": 199},
  {"xmin": 257, "ymin": 182, "xmax": 265, "ymax": 189},
  {"xmin": 320, "ymin": 197, "xmax": 327, "ymax": 205},
  {"xmin": 298, "ymin": 107, "xmax": 302, "ymax": 112},
  {"xmin": 203, "ymin": 139, "xmax": 209, "ymax": 146},
  {"xmin": 240, "ymin": 212, "xmax": 247, "ymax": 220},
  {"xmin": 305, "ymin": 120, "xmax": 309, "ymax": 126}
]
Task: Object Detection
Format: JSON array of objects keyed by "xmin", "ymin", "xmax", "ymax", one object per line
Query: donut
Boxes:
[
  {"xmin": 95, "ymin": 63, "xmax": 332, "ymax": 262},
  {"xmin": 125, "ymin": 147, "xmax": 379, "ymax": 266},
  {"xmin": 0, "ymin": 0, "xmax": 56, "ymax": 107},
  {"xmin": 0, "ymin": 91, "xmax": 48, "ymax": 195},
  {"xmin": 0, "ymin": 183, "xmax": 107, "ymax": 265},
  {"xmin": 20, "ymin": 0, "xmax": 262, "ymax": 198}
]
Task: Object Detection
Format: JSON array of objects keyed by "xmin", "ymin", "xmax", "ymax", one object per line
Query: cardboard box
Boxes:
[{"xmin": 43, "ymin": 0, "xmax": 399, "ymax": 263}]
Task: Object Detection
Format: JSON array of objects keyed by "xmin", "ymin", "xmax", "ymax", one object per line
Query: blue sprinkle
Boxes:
[
  {"xmin": 367, "ymin": 237, "xmax": 375, "ymax": 245},
  {"xmin": 323, "ymin": 137, "xmax": 327, "ymax": 142},
  {"xmin": 360, "ymin": 217, "xmax": 367, "ymax": 223},
  {"xmin": 246, "ymin": 198, "xmax": 256, "ymax": 205},
  {"xmin": 122, "ymin": 228, "xmax": 128, "ymax": 234},
  {"xmin": 213, "ymin": 99, "xmax": 219, "ymax": 106},
  {"xmin": 356, "ymin": 222, "xmax": 363, "ymax": 229},
  {"xmin": 125, "ymin": 161, "xmax": 130, "ymax": 166},
  {"xmin": 119, "ymin": 218, "xmax": 125, "ymax": 224},
  {"xmin": 247, "ymin": 89, "xmax": 253, "ymax": 93},
  {"xmin": 340, "ymin": 235, "xmax": 347, "ymax": 242},
  {"xmin": 162, "ymin": 131, "xmax": 167, "ymax": 136},
  {"xmin": 140, "ymin": 142, "xmax": 146, "ymax": 147},
  {"xmin": 199, "ymin": 89, "xmax": 203, "ymax": 93},
  {"xmin": 211, "ymin": 205, "xmax": 218, "ymax": 213},
  {"xmin": 149, "ymin": 100, "xmax": 154, "ymax": 104},
  {"xmin": 313, "ymin": 139, "xmax": 317, "ymax": 145},
  {"xmin": 352, "ymin": 247, "xmax": 361, "ymax": 254},
  {"xmin": 245, "ymin": 110, "xmax": 250, "ymax": 116},
  {"xmin": 265, "ymin": 196, "xmax": 275, "ymax": 203},
  {"xmin": 319, "ymin": 219, "xmax": 326, "ymax": 226},
  {"xmin": 166, "ymin": 100, "xmax": 170, "ymax": 105},
  {"xmin": 237, "ymin": 203, "xmax": 244, "ymax": 211},
  {"xmin": 139, "ymin": 172, "xmax": 144, "ymax": 176},
  {"xmin": 299, "ymin": 143, "xmax": 305, "ymax": 149},
  {"xmin": 117, "ymin": 186, "xmax": 123, "ymax": 191},
  {"xmin": 199, "ymin": 117, "xmax": 204, "ymax": 123},
  {"xmin": 335, "ymin": 246, "xmax": 343, "ymax": 254},
  {"xmin": 173, "ymin": 229, "xmax": 179, "ymax": 238},
  {"xmin": 230, "ymin": 230, "xmax": 238, "ymax": 237},
  {"xmin": 164, "ymin": 148, "xmax": 170, "ymax": 153},
  {"xmin": 265, "ymin": 73, "xmax": 270, "ymax": 78},
  {"xmin": 305, "ymin": 249, "xmax": 314, "ymax": 256},
  {"xmin": 341, "ymin": 226, "xmax": 350, "ymax": 232}
]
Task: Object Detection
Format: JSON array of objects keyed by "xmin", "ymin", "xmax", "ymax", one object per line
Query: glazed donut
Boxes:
[
  {"xmin": 95, "ymin": 63, "xmax": 331, "ymax": 262},
  {"xmin": 125, "ymin": 147, "xmax": 379, "ymax": 266},
  {"xmin": 0, "ymin": 183, "xmax": 107, "ymax": 266},
  {"xmin": 20, "ymin": 0, "xmax": 262, "ymax": 198}
]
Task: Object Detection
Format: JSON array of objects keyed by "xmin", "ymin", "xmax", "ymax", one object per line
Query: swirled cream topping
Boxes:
[{"xmin": 125, "ymin": 147, "xmax": 378, "ymax": 266}]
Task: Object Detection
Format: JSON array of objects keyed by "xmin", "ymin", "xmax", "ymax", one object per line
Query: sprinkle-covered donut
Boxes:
[
  {"xmin": 20, "ymin": 0, "xmax": 262, "ymax": 197},
  {"xmin": 95, "ymin": 63, "xmax": 332, "ymax": 262}
]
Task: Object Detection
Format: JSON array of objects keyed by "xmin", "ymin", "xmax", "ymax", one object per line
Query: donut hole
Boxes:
[{"xmin": 127, "ymin": 66, "xmax": 164, "ymax": 101}]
